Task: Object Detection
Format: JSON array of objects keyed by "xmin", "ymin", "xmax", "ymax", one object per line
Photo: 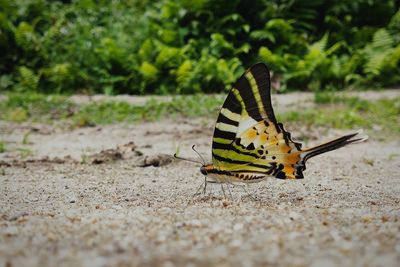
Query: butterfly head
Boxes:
[
  {"xmin": 200, "ymin": 163, "xmax": 215, "ymax": 176},
  {"xmin": 200, "ymin": 165, "xmax": 209, "ymax": 176},
  {"xmin": 200, "ymin": 165, "xmax": 207, "ymax": 175}
]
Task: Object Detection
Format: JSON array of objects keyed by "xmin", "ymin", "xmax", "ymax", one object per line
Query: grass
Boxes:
[
  {"xmin": 0, "ymin": 94, "xmax": 74, "ymax": 122},
  {"xmin": 16, "ymin": 147, "xmax": 34, "ymax": 158},
  {"xmin": 0, "ymin": 141, "xmax": 5, "ymax": 153},
  {"xmin": 0, "ymin": 93, "xmax": 399, "ymax": 137},
  {"xmin": 280, "ymin": 98, "xmax": 400, "ymax": 134},
  {"xmin": 314, "ymin": 91, "xmax": 354, "ymax": 104},
  {"xmin": 72, "ymin": 95, "xmax": 224, "ymax": 126},
  {"xmin": 22, "ymin": 132, "xmax": 30, "ymax": 145},
  {"xmin": 0, "ymin": 93, "xmax": 224, "ymax": 127},
  {"xmin": 279, "ymin": 97, "xmax": 400, "ymax": 136}
]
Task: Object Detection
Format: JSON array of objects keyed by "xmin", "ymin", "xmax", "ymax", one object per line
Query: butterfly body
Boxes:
[
  {"xmin": 201, "ymin": 63, "xmax": 368, "ymax": 183},
  {"xmin": 201, "ymin": 164, "xmax": 268, "ymax": 183}
]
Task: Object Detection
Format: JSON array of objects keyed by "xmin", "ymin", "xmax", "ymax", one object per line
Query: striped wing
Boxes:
[{"xmin": 212, "ymin": 63, "xmax": 305, "ymax": 179}]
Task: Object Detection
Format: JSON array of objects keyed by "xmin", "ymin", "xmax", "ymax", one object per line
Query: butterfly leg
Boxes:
[
  {"xmin": 241, "ymin": 184, "xmax": 258, "ymax": 201},
  {"xmin": 202, "ymin": 177, "xmax": 208, "ymax": 194},
  {"xmin": 220, "ymin": 183, "xmax": 227, "ymax": 199},
  {"xmin": 187, "ymin": 180, "xmax": 206, "ymax": 206},
  {"xmin": 226, "ymin": 183, "xmax": 234, "ymax": 201},
  {"xmin": 192, "ymin": 179, "xmax": 206, "ymax": 197}
]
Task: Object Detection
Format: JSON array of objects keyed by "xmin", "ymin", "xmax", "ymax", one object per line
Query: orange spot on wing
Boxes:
[
  {"xmin": 279, "ymin": 143, "xmax": 291, "ymax": 153},
  {"xmin": 259, "ymin": 132, "xmax": 267, "ymax": 144},
  {"xmin": 283, "ymin": 165, "xmax": 296, "ymax": 179},
  {"xmin": 285, "ymin": 153, "xmax": 301, "ymax": 165},
  {"xmin": 245, "ymin": 129, "xmax": 257, "ymax": 140}
]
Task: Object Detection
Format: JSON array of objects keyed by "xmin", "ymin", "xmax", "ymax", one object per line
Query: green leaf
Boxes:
[{"xmin": 139, "ymin": 62, "xmax": 159, "ymax": 82}]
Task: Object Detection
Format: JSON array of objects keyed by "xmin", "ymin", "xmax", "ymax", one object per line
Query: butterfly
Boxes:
[{"xmin": 176, "ymin": 63, "xmax": 368, "ymax": 185}]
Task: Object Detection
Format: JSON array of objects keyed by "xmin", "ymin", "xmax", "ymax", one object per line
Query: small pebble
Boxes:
[{"xmin": 66, "ymin": 192, "xmax": 77, "ymax": 203}]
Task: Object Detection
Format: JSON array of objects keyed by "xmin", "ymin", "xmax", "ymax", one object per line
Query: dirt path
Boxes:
[{"xmin": 1, "ymin": 113, "xmax": 399, "ymax": 267}]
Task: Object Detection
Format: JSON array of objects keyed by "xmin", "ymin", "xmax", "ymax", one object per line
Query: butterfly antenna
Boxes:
[
  {"xmin": 173, "ymin": 152, "xmax": 203, "ymax": 165},
  {"xmin": 192, "ymin": 145, "xmax": 206, "ymax": 165}
]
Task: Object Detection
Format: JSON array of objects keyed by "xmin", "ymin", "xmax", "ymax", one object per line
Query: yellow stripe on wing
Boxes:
[
  {"xmin": 245, "ymin": 71, "xmax": 267, "ymax": 118},
  {"xmin": 213, "ymin": 137, "xmax": 233, "ymax": 145},
  {"xmin": 232, "ymin": 88, "xmax": 248, "ymax": 117},
  {"xmin": 212, "ymin": 148, "xmax": 257, "ymax": 163},
  {"xmin": 215, "ymin": 122, "xmax": 237, "ymax": 133},
  {"xmin": 220, "ymin": 108, "xmax": 241, "ymax": 122},
  {"xmin": 213, "ymin": 159, "xmax": 268, "ymax": 173}
]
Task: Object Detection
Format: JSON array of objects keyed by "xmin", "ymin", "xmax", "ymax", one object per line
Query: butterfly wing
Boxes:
[{"xmin": 211, "ymin": 63, "xmax": 305, "ymax": 179}]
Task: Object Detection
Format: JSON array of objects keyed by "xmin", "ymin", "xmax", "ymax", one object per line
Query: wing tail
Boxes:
[{"xmin": 301, "ymin": 130, "xmax": 368, "ymax": 163}]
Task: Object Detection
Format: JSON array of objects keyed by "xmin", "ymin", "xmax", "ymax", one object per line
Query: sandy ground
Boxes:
[{"xmin": 1, "ymin": 92, "xmax": 400, "ymax": 267}]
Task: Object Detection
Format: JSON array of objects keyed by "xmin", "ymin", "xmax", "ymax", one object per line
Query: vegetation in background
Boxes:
[
  {"xmin": 0, "ymin": 93, "xmax": 224, "ymax": 125},
  {"xmin": 0, "ymin": 141, "xmax": 5, "ymax": 153},
  {"xmin": 0, "ymin": 93, "xmax": 399, "ymax": 138},
  {"xmin": 279, "ymin": 98, "xmax": 400, "ymax": 136},
  {"xmin": 0, "ymin": 0, "xmax": 399, "ymax": 94}
]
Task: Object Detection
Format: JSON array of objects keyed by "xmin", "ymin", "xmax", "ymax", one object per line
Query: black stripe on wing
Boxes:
[
  {"xmin": 211, "ymin": 85, "xmax": 242, "ymax": 145},
  {"xmin": 223, "ymin": 91, "xmax": 242, "ymax": 114},
  {"xmin": 249, "ymin": 63, "xmax": 277, "ymax": 123},
  {"xmin": 213, "ymin": 127, "xmax": 236, "ymax": 140},
  {"xmin": 212, "ymin": 153, "xmax": 270, "ymax": 170},
  {"xmin": 218, "ymin": 112, "xmax": 239, "ymax": 127},
  {"xmin": 234, "ymin": 69, "xmax": 263, "ymax": 121},
  {"xmin": 212, "ymin": 142, "xmax": 259, "ymax": 158}
]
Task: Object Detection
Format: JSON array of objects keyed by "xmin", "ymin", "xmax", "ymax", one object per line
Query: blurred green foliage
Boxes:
[
  {"xmin": 0, "ymin": 0, "xmax": 399, "ymax": 94},
  {"xmin": 0, "ymin": 140, "xmax": 5, "ymax": 153},
  {"xmin": 0, "ymin": 93, "xmax": 224, "ymax": 126},
  {"xmin": 280, "ymin": 97, "xmax": 400, "ymax": 136}
]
